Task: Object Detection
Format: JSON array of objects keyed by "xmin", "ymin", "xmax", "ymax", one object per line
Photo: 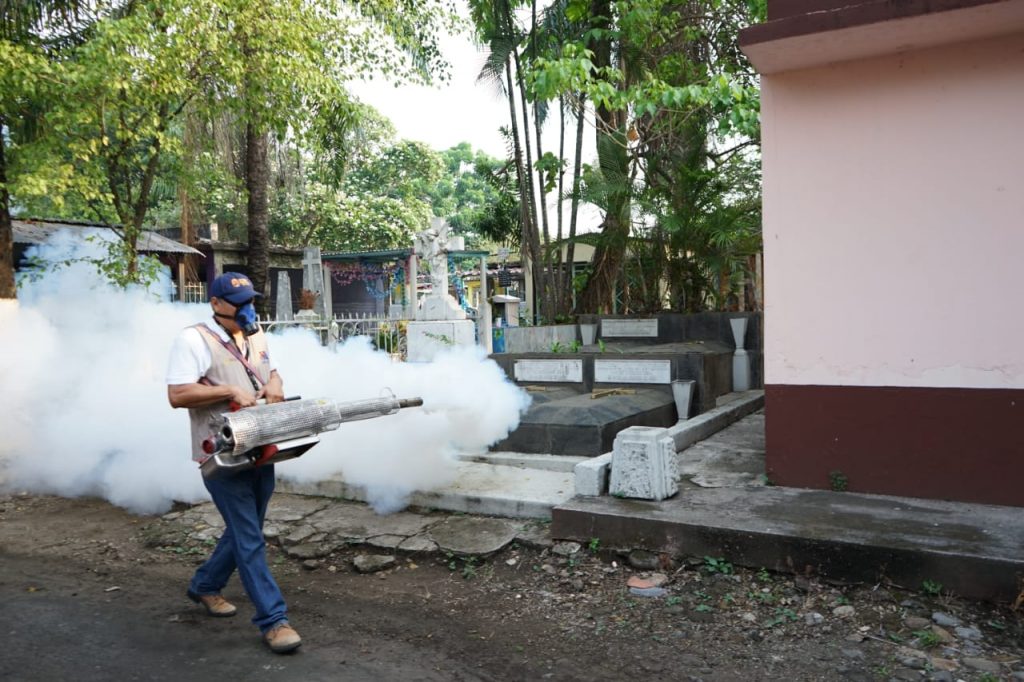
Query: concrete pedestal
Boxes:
[
  {"xmin": 407, "ymin": 319, "xmax": 476, "ymax": 362},
  {"xmin": 609, "ymin": 426, "xmax": 678, "ymax": 501}
]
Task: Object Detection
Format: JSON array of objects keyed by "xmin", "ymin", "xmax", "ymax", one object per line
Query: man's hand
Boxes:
[
  {"xmin": 258, "ymin": 372, "xmax": 285, "ymax": 404},
  {"xmin": 230, "ymin": 386, "xmax": 258, "ymax": 408}
]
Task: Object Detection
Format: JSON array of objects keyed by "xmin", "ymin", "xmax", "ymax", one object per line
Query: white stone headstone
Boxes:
[{"xmin": 275, "ymin": 271, "xmax": 293, "ymax": 321}]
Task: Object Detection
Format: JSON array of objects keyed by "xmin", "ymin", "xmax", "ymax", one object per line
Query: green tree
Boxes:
[
  {"xmin": 217, "ymin": 0, "xmax": 457, "ymax": 311},
  {"xmin": 525, "ymin": 0, "xmax": 763, "ymax": 313},
  {"xmin": 0, "ymin": 0, "xmax": 88, "ymax": 298}
]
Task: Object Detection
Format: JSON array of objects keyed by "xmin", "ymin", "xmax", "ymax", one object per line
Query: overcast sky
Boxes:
[
  {"xmin": 349, "ymin": 14, "xmax": 602, "ymax": 234},
  {"xmin": 349, "ymin": 26, "xmax": 510, "ymax": 159}
]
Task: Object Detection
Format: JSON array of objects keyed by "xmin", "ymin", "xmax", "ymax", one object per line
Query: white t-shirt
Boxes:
[{"xmin": 165, "ymin": 319, "xmax": 277, "ymax": 385}]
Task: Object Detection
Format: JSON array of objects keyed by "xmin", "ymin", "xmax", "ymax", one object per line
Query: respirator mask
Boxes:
[{"xmin": 216, "ymin": 298, "xmax": 261, "ymax": 336}]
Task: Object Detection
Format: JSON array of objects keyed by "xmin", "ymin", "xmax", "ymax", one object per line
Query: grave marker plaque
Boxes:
[
  {"xmin": 514, "ymin": 359, "xmax": 583, "ymax": 383},
  {"xmin": 594, "ymin": 359, "xmax": 671, "ymax": 384},
  {"xmin": 601, "ymin": 318, "xmax": 658, "ymax": 337}
]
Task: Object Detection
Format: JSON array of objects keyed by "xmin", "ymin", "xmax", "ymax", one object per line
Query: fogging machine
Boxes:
[{"xmin": 199, "ymin": 394, "xmax": 423, "ymax": 479}]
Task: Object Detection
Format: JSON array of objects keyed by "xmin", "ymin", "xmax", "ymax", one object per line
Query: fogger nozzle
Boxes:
[{"xmin": 202, "ymin": 395, "xmax": 423, "ymax": 457}]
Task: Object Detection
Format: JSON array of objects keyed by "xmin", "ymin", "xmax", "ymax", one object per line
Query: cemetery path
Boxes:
[{"xmin": 2, "ymin": 494, "xmax": 1021, "ymax": 681}]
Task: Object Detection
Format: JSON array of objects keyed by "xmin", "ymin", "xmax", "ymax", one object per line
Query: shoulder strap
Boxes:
[{"xmin": 196, "ymin": 323, "xmax": 267, "ymax": 388}]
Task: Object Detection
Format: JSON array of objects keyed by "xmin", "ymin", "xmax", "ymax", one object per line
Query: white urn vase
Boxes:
[
  {"xmin": 730, "ymin": 317, "xmax": 751, "ymax": 392},
  {"xmin": 671, "ymin": 379, "xmax": 695, "ymax": 422}
]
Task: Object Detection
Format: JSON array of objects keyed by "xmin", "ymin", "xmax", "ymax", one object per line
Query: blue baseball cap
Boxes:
[{"xmin": 209, "ymin": 272, "xmax": 262, "ymax": 305}]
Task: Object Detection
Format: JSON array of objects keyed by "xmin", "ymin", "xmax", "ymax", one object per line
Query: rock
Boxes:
[
  {"xmin": 629, "ymin": 586, "xmax": 668, "ymax": 598},
  {"xmin": 570, "ymin": 579, "xmax": 584, "ymax": 592},
  {"xmin": 514, "ymin": 522, "xmax": 552, "ymax": 550},
  {"xmin": 397, "ymin": 535, "xmax": 438, "ymax": 553},
  {"xmin": 904, "ymin": 616, "xmax": 931, "ymax": 630},
  {"xmin": 891, "ymin": 668, "xmax": 921, "ymax": 681},
  {"xmin": 352, "ymin": 554, "xmax": 396, "ymax": 574},
  {"xmin": 647, "ymin": 572, "xmax": 669, "ymax": 587},
  {"xmin": 962, "ymin": 657, "xmax": 1001, "ymax": 675},
  {"xmin": 805, "ymin": 612, "xmax": 824, "ymax": 626},
  {"xmin": 898, "ymin": 657, "xmax": 926, "ymax": 670},
  {"xmin": 931, "ymin": 612, "xmax": 960, "ymax": 628},
  {"xmin": 366, "ymin": 534, "xmax": 406, "ymax": 550},
  {"xmin": 929, "ymin": 625, "xmax": 954, "ymax": 644},
  {"xmin": 841, "ymin": 648, "xmax": 865, "ymax": 661},
  {"xmin": 832, "ymin": 605, "xmax": 856, "ymax": 618},
  {"xmin": 1010, "ymin": 673, "xmax": 1024, "ymax": 681},
  {"xmin": 927, "ymin": 658, "xmax": 958, "ymax": 672},
  {"xmin": 285, "ymin": 542, "xmax": 339, "ymax": 560},
  {"xmin": 627, "ymin": 549, "xmax": 660, "ymax": 571},
  {"xmin": 552, "ymin": 541, "xmax": 582, "ymax": 557},
  {"xmin": 302, "ymin": 559, "xmax": 319, "ymax": 571},
  {"xmin": 429, "ymin": 517, "xmax": 519, "ymax": 556},
  {"xmin": 263, "ymin": 525, "xmax": 282, "ymax": 540},
  {"xmin": 627, "ymin": 573, "xmax": 669, "ymax": 589},
  {"xmin": 740, "ymin": 612, "xmax": 757, "ymax": 623},
  {"xmin": 867, "ymin": 588, "xmax": 892, "ymax": 602},
  {"xmin": 927, "ymin": 672, "xmax": 954, "ymax": 682},
  {"xmin": 282, "ymin": 525, "xmax": 317, "ymax": 546},
  {"xmin": 900, "ymin": 599, "xmax": 924, "ymax": 609},
  {"xmin": 954, "ymin": 625, "xmax": 982, "ymax": 641}
]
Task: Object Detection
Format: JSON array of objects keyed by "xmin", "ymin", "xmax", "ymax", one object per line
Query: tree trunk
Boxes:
[
  {"xmin": 0, "ymin": 117, "xmax": 16, "ymax": 300},
  {"xmin": 577, "ymin": 0, "xmax": 630, "ymax": 314},
  {"xmin": 245, "ymin": 122, "xmax": 271, "ymax": 314},
  {"xmin": 554, "ymin": 95, "xmax": 566, "ymax": 315},
  {"xmin": 564, "ymin": 96, "xmax": 585, "ymax": 313}
]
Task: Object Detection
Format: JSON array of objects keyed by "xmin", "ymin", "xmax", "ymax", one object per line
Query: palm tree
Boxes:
[{"xmin": 0, "ymin": 1, "xmax": 88, "ymax": 299}]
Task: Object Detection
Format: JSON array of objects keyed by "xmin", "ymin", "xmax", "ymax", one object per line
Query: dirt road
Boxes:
[{"xmin": 1, "ymin": 494, "xmax": 1021, "ymax": 681}]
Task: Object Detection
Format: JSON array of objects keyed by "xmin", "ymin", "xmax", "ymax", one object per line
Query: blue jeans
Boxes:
[{"xmin": 188, "ymin": 465, "xmax": 287, "ymax": 633}]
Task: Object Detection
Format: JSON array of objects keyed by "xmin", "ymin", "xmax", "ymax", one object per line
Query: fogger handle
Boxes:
[{"xmin": 398, "ymin": 398, "xmax": 423, "ymax": 409}]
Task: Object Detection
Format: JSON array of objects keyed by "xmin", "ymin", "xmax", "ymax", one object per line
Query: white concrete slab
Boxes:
[{"xmin": 279, "ymin": 460, "xmax": 575, "ymax": 519}]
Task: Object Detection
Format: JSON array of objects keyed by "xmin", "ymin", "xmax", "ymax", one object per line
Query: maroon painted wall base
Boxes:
[{"xmin": 765, "ymin": 384, "xmax": 1023, "ymax": 507}]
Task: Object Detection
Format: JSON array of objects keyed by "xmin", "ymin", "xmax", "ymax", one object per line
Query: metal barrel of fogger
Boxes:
[{"xmin": 214, "ymin": 396, "xmax": 423, "ymax": 456}]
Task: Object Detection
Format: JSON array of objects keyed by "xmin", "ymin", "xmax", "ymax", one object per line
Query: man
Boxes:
[{"xmin": 165, "ymin": 272, "xmax": 301, "ymax": 654}]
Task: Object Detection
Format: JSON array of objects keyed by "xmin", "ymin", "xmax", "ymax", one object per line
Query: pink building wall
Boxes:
[
  {"xmin": 743, "ymin": 4, "xmax": 1024, "ymax": 506},
  {"xmin": 763, "ymin": 33, "xmax": 1024, "ymax": 390}
]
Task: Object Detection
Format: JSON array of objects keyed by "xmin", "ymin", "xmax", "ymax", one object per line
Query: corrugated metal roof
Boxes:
[{"xmin": 13, "ymin": 219, "xmax": 203, "ymax": 256}]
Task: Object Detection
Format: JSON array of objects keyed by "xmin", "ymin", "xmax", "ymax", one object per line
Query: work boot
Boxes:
[
  {"xmin": 264, "ymin": 621, "xmax": 302, "ymax": 653},
  {"xmin": 187, "ymin": 590, "xmax": 237, "ymax": 617}
]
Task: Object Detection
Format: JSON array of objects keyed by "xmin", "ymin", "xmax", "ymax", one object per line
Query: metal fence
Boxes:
[
  {"xmin": 264, "ymin": 312, "xmax": 409, "ymax": 359},
  {"xmin": 177, "ymin": 282, "xmax": 208, "ymax": 304}
]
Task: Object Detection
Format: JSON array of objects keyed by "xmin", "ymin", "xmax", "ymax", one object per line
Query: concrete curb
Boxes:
[
  {"xmin": 552, "ymin": 486, "xmax": 1024, "ymax": 602},
  {"xmin": 668, "ymin": 389, "xmax": 764, "ymax": 452}
]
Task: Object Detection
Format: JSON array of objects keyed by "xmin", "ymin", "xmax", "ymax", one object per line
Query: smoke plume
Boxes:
[{"xmin": 0, "ymin": 230, "xmax": 529, "ymax": 514}]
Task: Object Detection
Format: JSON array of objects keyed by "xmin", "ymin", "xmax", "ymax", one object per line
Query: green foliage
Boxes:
[
  {"xmin": 7, "ymin": 0, "xmax": 459, "ymax": 287},
  {"xmin": 765, "ymin": 607, "xmax": 798, "ymax": 628},
  {"xmin": 587, "ymin": 537, "xmax": 600, "ymax": 553},
  {"xmin": 912, "ymin": 629, "xmax": 942, "ymax": 649},
  {"xmin": 703, "ymin": 556, "xmax": 733, "ymax": 575},
  {"xmin": 829, "ymin": 470, "xmax": 849, "ymax": 492},
  {"xmin": 921, "ymin": 580, "xmax": 943, "ymax": 597}
]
